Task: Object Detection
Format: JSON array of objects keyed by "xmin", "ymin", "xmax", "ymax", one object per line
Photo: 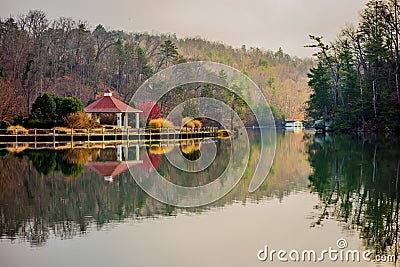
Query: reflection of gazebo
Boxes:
[
  {"xmin": 85, "ymin": 161, "xmax": 136, "ymax": 182},
  {"xmin": 84, "ymin": 90, "xmax": 142, "ymax": 129},
  {"xmin": 85, "ymin": 145, "xmax": 142, "ymax": 183}
]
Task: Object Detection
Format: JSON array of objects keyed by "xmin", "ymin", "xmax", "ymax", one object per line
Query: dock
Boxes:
[{"xmin": 0, "ymin": 127, "xmax": 220, "ymax": 149}]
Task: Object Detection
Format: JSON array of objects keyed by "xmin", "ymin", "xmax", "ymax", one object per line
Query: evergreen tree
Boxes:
[
  {"xmin": 306, "ymin": 62, "xmax": 333, "ymax": 121},
  {"xmin": 31, "ymin": 93, "xmax": 57, "ymax": 120}
]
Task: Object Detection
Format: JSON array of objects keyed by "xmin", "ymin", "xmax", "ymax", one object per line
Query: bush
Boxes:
[
  {"xmin": 181, "ymin": 117, "xmax": 202, "ymax": 130},
  {"xmin": 182, "ymin": 117, "xmax": 193, "ymax": 125},
  {"xmin": 63, "ymin": 149, "xmax": 94, "ymax": 165},
  {"xmin": 31, "ymin": 93, "xmax": 56, "ymax": 120},
  {"xmin": 63, "ymin": 111, "xmax": 99, "ymax": 129},
  {"xmin": 192, "ymin": 119, "xmax": 202, "ymax": 128},
  {"xmin": 148, "ymin": 118, "xmax": 174, "ymax": 129},
  {"xmin": 55, "ymin": 96, "xmax": 84, "ymax": 119},
  {"xmin": 0, "ymin": 120, "xmax": 11, "ymax": 129},
  {"xmin": 24, "ymin": 119, "xmax": 55, "ymax": 129},
  {"xmin": 28, "ymin": 94, "xmax": 85, "ymax": 127},
  {"xmin": 7, "ymin": 125, "xmax": 28, "ymax": 134}
]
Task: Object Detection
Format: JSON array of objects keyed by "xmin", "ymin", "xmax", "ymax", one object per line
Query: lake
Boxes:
[{"xmin": 0, "ymin": 130, "xmax": 399, "ymax": 266}]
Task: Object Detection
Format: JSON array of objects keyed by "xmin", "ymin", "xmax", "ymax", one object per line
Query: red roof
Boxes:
[
  {"xmin": 84, "ymin": 91, "xmax": 142, "ymax": 113},
  {"xmin": 85, "ymin": 161, "xmax": 135, "ymax": 177}
]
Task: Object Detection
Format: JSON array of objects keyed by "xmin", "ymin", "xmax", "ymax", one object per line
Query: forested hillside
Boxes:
[
  {"xmin": 307, "ymin": 0, "xmax": 400, "ymax": 132},
  {"xmin": 0, "ymin": 10, "xmax": 312, "ymax": 123}
]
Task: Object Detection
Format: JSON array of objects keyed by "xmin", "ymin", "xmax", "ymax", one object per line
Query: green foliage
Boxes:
[
  {"xmin": 59, "ymin": 162, "xmax": 84, "ymax": 178},
  {"xmin": 31, "ymin": 93, "xmax": 56, "ymax": 120},
  {"xmin": 26, "ymin": 149, "xmax": 84, "ymax": 178},
  {"xmin": 12, "ymin": 112, "xmax": 25, "ymax": 126},
  {"xmin": 307, "ymin": 0, "xmax": 400, "ymax": 131},
  {"xmin": 28, "ymin": 94, "xmax": 84, "ymax": 128},
  {"xmin": 0, "ymin": 120, "xmax": 11, "ymax": 129},
  {"xmin": 258, "ymin": 58, "xmax": 270, "ymax": 69},
  {"xmin": 267, "ymin": 75, "xmax": 277, "ymax": 89},
  {"xmin": 270, "ymin": 105, "xmax": 285, "ymax": 122},
  {"xmin": 0, "ymin": 66, "xmax": 6, "ymax": 79},
  {"xmin": 307, "ymin": 134, "xmax": 400, "ymax": 253},
  {"xmin": 55, "ymin": 96, "xmax": 84, "ymax": 119},
  {"xmin": 28, "ymin": 151, "xmax": 57, "ymax": 176},
  {"xmin": 306, "ymin": 62, "xmax": 333, "ymax": 120},
  {"xmin": 334, "ymin": 106, "xmax": 361, "ymax": 131},
  {"xmin": 159, "ymin": 40, "xmax": 179, "ymax": 68}
]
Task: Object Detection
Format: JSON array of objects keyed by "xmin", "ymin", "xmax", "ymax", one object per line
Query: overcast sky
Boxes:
[{"xmin": 1, "ymin": 0, "xmax": 369, "ymax": 57}]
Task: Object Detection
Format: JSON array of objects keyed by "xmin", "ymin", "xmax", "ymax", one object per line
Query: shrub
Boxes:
[
  {"xmin": 63, "ymin": 149, "xmax": 95, "ymax": 165},
  {"xmin": 182, "ymin": 117, "xmax": 193, "ymax": 125},
  {"xmin": 31, "ymin": 93, "xmax": 56, "ymax": 120},
  {"xmin": 0, "ymin": 120, "xmax": 11, "ymax": 129},
  {"xmin": 7, "ymin": 125, "xmax": 28, "ymax": 134},
  {"xmin": 55, "ymin": 96, "xmax": 84, "ymax": 119},
  {"xmin": 148, "ymin": 118, "xmax": 174, "ymax": 129},
  {"xmin": 63, "ymin": 111, "xmax": 99, "ymax": 129},
  {"xmin": 192, "ymin": 119, "xmax": 202, "ymax": 128},
  {"xmin": 180, "ymin": 140, "xmax": 201, "ymax": 160},
  {"xmin": 181, "ymin": 117, "xmax": 202, "ymax": 130}
]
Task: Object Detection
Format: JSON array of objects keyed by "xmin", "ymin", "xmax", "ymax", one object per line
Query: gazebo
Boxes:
[{"xmin": 84, "ymin": 90, "xmax": 142, "ymax": 129}]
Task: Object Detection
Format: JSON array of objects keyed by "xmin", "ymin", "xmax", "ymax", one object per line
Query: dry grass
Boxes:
[
  {"xmin": 63, "ymin": 111, "xmax": 99, "ymax": 129},
  {"xmin": 182, "ymin": 117, "xmax": 193, "ymax": 125},
  {"xmin": 54, "ymin": 127, "xmax": 73, "ymax": 134},
  {"xmin": 6, "ymin": 143, "xmax": 29, "ymax": 152},
  {"xmin": 192, "ymin": 119, "xmax": 202, "ymax": 128},
  {"xmin": 148, "ymin": 118, "xmax": 175, "ymax": 129},
  {"xmin": 181, "ymin": 117, "xmax": 202, "ymax": 131},
  {"xmin": 90, "ymin": 128, "xmax": 104, "ymax": 134},
  {"xmin": 7, "ymin": 125, "xmax": 28, "ymax": 134}
]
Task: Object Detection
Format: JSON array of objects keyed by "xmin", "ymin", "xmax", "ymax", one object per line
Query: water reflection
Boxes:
[
  {"xmin": 2, "ymin": 130, "xmax": 399, "ymax": 264},
  {"xmin": 0, "ymin": 131, "xmax": 311, "ymax": 247},
  {"xmin": 307, "ymin": 133, "xmax": 400, "ymax": 260}
]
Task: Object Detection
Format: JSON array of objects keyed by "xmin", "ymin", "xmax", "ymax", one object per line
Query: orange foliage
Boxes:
[{"xmin": 63, "ymin": 111, "xmax": 99, "ymax": 129}]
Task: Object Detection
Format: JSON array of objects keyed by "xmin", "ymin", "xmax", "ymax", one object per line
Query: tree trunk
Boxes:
[{"xmin": 372, "ymin": 80, "xmax": 377, "ymax": 118}]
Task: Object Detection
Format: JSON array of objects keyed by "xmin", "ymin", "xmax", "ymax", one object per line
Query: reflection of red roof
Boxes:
[
  {"xmin": 139, "ymin": 153, "xmax": 161, "ymax": 170},
  {"xmin": 85, "ymin": 162, "xmax": 133, "ymax": 177},
  {"xmin": 84, "ymin": 91, "xmax": 142, "ymax": 113}
]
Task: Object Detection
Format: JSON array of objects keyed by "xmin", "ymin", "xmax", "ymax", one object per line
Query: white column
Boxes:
[
  {"xmin": 135, "ymin": 113, "xmax": 140, "ymax": 129},
  {"xmin": 117, "ymin": 113, "xmax": 122, "ymax": 128},
  {"xmin": 124, "ymin": 113, "xmax": 128, "ymax": 129},
  {"xmin": 117, "ymin": 145, "xmax": 122, "ymax": 161}
]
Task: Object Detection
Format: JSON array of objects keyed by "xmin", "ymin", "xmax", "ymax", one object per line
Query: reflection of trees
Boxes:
[
  {"xmin": 255, "ymin": 130, "xmax": 312, "ymax": 200},
  {"xmin": 154, "ymin": 139, "xmax": 230, "ymax": 187},
  {"xmin": 25, "ymin": 149, "xmax": 95, "ymax": 178},
  {"xmin": 0, "ymin": 153, "xmax": 148, "ymax": 246},
  {"xmin": 0, "ymin": 130, "xmax": 313, "ymax": 246},
  {"xmin": 307, "ymin": 134, "xmax": 400, "ymax": 258},
  {"xmin": 180, "ymin": 140, "xmax": 201, "ymax": 161}
]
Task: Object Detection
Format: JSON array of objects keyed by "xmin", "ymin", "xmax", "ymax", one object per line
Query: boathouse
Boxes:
[{"xmin": 84, "ymin": 90, "xmax": 142, "ymax": 129}]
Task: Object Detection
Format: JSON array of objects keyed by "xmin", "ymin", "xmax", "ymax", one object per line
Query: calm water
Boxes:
[{"xmin": 0, "ymin": 131, "xmax": 399, "ymax": 266}]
